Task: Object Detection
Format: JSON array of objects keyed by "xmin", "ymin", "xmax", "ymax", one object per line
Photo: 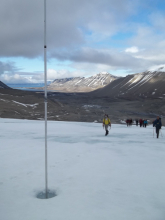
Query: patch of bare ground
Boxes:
[{"xmin": 0, "ymin": 89, "xmax": 164, "ymax": 124}]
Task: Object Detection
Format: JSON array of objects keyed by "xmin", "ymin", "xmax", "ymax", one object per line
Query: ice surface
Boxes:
[{"xmin": 0, "ymin": 119, "xmax": 165, "ymax": 220}]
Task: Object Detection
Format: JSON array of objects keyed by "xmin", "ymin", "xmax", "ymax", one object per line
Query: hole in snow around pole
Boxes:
[{"xmin": 36, "ymin": 190, "xmax": 57, "ymax": 199}]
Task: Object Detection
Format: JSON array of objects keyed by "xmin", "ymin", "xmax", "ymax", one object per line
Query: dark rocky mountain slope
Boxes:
[
  {"xmin": 91, "ymin": 69, "xmax": 165, "ymax": 99},
  {"xmin": 0, "ymin": 81, "xmax": 11, "ymax": 89}
]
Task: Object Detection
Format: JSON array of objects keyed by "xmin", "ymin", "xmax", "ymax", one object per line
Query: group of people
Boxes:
[
  {"xmin": 126, "ymin": 119, "xmax": 133, "ymax": 126},
  {"xmin": 103, "ymin": 114, "xmax": 162, "ymax": 139},
  {"xmin": 126, "ymin": 118, "xmax": 148, "ymax": 127},
  {"xmin": 137, "ymin": 119, "xmax": 148, "ymax": 127}
]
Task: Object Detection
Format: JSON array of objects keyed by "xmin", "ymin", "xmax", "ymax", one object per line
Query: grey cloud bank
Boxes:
[
  {"xmin": 0, "ymin": 0, "xmax": 139, "ymax": 58},
  {"xmin": 0, "ymin": 61, "xmax": 20, "ymax": 74},
  {"xmin": 0, "ymin": 0, "xmax": 165, "ymax": 83}
]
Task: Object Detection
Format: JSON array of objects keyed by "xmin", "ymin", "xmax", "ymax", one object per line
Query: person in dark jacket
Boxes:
[
  {"xmin": 153, "ymin": 116, "xmax": 162, "ymax": 138},
  {"xmin": 136, "ymin": 119, "xmax": 139, "ymax": 126}
]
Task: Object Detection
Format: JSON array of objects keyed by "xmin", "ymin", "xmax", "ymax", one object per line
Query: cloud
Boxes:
[
  {"xmin": 1, "ymin": 0, "xmax": 165, "ymax": 82},
  {"xmin": 149, "ymin": 12, "xmax": 165, "ymax": 30},
  {"xmin": 0, "ymin": 67, "xmax": 86, "ymax": 84},
  {"xmin": 51, "ymin": 47, "xmax": 157, "ymax": 73},
  {"xmin": 125, "ymin": 46, "xmax": 139, "ymax": 53},
  {"xmin": 0, "ymin": 0, "xmax": 137, "ymax": 58},
  {"xmin": 1, "ymin": 73, "xmax": 31, "ymax": 84},
  {"xmin": 31, "ymin": 69, "xmax": 88, "ymax": 81},
  {"xmin": 0, "ymin": 0, "xmax": 83, "ymax": 57},
  {"xmin": 0, "ymin": 61, "xmax": 20, "ymax": 74},
  {"xmin": 148, "ymin": 64, "xmax": 165, "ymax": 72}
]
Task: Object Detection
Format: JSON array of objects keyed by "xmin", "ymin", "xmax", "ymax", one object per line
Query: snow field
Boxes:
[{"xmin": 0, "ymin": 119, "xmax": 165, "ymax": 220}]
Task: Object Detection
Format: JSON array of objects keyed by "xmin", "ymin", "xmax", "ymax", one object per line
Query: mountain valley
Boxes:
[{"xmin": 0, "ymin": 67, "xmax": 165, "ymax": 124}]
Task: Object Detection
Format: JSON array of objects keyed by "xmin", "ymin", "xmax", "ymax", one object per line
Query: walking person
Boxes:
[
  {"xmin": 144, "ymin": 119, "xmax": 148, "ymax": 128},
  {"xmin": 153, "ymin": 116, "xmax": 162, "ymax": 138},
  {"xmin": 136, "ymin": 119, "xmax": 139, "ymax": 126},
  {"xmin": 103, "ymin": 114, "xmax": 111, "ymax": 136},
  {"xmin": 129, "ymin": 118, "xmax": 133, "ymax": 126}
]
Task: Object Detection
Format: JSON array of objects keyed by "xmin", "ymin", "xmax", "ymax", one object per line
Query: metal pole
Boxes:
[{"xmin": 44, "ymin": 0, "xmax": 48, "ymax": 199}]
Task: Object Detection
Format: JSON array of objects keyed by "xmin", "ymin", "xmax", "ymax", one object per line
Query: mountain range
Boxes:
[
  {"xmin": 1, "ymin": 66, "xmax": 165, "ymax": 100},
  {"xmin": 91, "ymin": 68, "xmax": 165, "ymax": 99},
  {"xmin": 47, "ymin": 72, "xmax": 118, "ymax": 92},
  {"xmin": 46, "ymin": 67, "xmax": 165, "ymax": 99},
  {"xmin": 0, "ymin": 67, "xmax": 165, "ymax": 123}
]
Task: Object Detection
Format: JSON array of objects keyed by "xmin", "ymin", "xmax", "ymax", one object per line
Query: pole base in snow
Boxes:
[{"xmin": 36, "ymin": 190, "xmax": 57, "ymax": 199}]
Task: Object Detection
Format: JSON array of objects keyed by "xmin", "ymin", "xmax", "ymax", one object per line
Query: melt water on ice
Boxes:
[{"xmin": 0, "ymin": 119, "xmax": 165, "ymax": 220}]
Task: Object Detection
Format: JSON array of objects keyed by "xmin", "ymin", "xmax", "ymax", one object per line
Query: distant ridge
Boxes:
[
  {"xmin": 0, "ymin": 81, "xmax": 11, "ymax": 89},
  {"xmin": 90, "ymin": 67, "xmax": 165, "ymax": 99},
  {"xmin": 47, "ymin": 72, "xmax": 118, "ymax": 92}
]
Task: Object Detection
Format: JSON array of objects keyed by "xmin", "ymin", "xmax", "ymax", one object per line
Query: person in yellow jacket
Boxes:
[{"xmin": 103, "ymin": 114, "xmax": 111, "ymax": 136}]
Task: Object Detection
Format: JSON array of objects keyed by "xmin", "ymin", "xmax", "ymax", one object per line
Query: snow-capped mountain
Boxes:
[
  {"xmin": 148, "ymin": 65, "xmax": 165, "ymax": 72},
  {"xmin": 91, "ymin": 67, "xmax": 165, "ymax": 99},
  {"xmin": 47, "ymin": 72, "xmax": 118, "ymax": 92},
  {"xmin": 0, "ymin": 81, "xmax": 11, "ymax": 89}
]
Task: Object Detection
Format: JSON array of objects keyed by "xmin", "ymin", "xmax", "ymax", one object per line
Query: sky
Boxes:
[{"xmin": 0, "ymin": 0, "xmax": 165, "ymax": 84}]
